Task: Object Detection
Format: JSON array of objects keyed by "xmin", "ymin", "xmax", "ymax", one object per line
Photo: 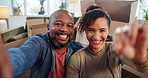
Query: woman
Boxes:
[{"xmin": 66, "ymin": 6, "xmax": 148, "ymax": 78}]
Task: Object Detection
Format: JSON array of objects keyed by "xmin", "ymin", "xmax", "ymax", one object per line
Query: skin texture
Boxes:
[
  {"xmin": 114, "ymin": 22, "xmax": 148, "ymax": 64},
  {"xmin": 0, "ymin": 38, "xmax": 13, "ymax": 78},
  {"xmin": 86, "ymin": 17, "xmax": 109, "ymax": 52},
  {"xmin": 47, "ymin": 11, "xmax": 74, "ymax": 49}
]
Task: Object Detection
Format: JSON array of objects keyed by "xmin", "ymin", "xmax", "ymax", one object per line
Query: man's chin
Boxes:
[
  {"xmin": 54, "ymin": 40, "xmax": 70, "ymax": 48},
  {"xmin": 50, "ymin": 36, "xmax": 71, "ymax": 48}
]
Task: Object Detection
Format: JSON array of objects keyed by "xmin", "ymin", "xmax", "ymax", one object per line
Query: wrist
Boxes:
[{"xmin": 139, "ymin": 51, "xmax": 148, "ymax": 68}]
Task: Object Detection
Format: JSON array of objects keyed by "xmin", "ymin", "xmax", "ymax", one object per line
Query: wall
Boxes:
[
  {"xmin": 96, "ymin": 1, "xmax": 135, "ymax": 22},
  {"xmin": 0, "ymin": 0, "xmax": 13, "ymax": 15},
  {"xmin": 80, "ymin": 0, "xmax": 94, "ymax": 14},
  {"xmin": 110, "ymin": 20, "xmax": 127, "ymax": 35},
  {"xmin": 8, "ymin": 16, "xmax": 27, "ymax": 29}
]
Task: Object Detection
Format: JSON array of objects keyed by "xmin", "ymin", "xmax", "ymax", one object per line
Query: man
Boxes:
[{"xmin": 0, "ymin": 10, "xmax": 83, "ymax": 78}]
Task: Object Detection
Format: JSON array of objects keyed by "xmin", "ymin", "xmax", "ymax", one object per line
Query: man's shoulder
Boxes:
[
  {"xmin": 30, "ymin": 33, "xmax": 47, "ymax": 40},
  {"xmin": 24, "ymin": 33, "xmax": 48, "ymax": 45}
]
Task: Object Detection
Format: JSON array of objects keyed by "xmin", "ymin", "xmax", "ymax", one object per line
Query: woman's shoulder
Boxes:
[
  {"xmin": 71, "ymin": 47, "xmax": 87, "ymax": 59},
  {"xmin": 74, "ymin": 47, "xmax": 87, "ymax": 54}
]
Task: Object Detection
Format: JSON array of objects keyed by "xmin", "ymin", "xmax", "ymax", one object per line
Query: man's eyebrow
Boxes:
[
  {"xmin": 55, "ymin": 20, "xmax": 74, "ymax": 25},
  {"xmin": 69, "ymin": 22, "xmax": 74, "ymax": 25},
  {"xmin": 55, "ymin": 20, "xmax": 62, "ymax": 22}
]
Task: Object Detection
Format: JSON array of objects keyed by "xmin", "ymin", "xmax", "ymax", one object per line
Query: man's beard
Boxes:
[{"xmin": 50, "ymin": 36, "xmax": 71, "ymax": 48}]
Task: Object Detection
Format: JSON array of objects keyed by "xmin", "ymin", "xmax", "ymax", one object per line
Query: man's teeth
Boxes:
[{"xmin": 59, "ymin": 35, "xmax": 67, "ymax": 38}]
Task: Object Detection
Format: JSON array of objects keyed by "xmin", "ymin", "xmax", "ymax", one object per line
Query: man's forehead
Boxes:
[
  {"xmin": 55, "ymin": 12, "xmax": 73, "ymax": 19},
  {"xmin": 54, "ymin": 11, "xmax": 71, "ymax": 17},
  {"xmin": 49, "ymin": 10, "xmax": 74, "ymax": 24}
]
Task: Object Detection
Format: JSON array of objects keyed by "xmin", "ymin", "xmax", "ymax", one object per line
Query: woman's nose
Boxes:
[{"xmin": 93, "ymin": 31, "xmax": 100, "ymax": 39}]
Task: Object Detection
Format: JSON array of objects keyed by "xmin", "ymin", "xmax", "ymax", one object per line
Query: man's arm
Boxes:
[
  {"xmin": 0, "ymin": 38, "xmax": 13, "ymax": 78},
  {"xmin": 8, "ymin": 36, "xmax": 43, "ymax": 77}
]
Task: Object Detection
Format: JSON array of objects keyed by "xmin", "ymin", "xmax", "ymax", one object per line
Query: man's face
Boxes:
[{"xmin": 48, "ymin": 11, "xmax": 74, "ymax": 48}]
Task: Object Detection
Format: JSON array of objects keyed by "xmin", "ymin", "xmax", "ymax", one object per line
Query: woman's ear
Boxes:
[
  {"xmin": 106, "ymin": 28, "xmax": 112, "ymax": 42},
  {"xmin": 106, "ymin": 35, "xmax": 113, "ymax": 42},
  {"xmin": 108, "ymin": 28, "xmax": 111, "ymax": 35},
  {"xmin": 47, "ymin": 25, "xmax": 50, "ymax": 30}
]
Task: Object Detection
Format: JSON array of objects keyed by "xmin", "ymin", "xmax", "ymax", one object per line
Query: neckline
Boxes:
[{"xmin": 86, "ymin": 45, "xmax": 106, "ymax": 56}]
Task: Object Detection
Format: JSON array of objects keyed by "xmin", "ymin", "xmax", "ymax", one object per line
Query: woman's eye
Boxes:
[
  {"xmin": 87, "ymin": 29, "xmax": 94, "ymax": 33},
  {"xmin": 100, "ymin": 30, "xmax": 106, "ymax": 32},
  {"xmin": 88, "ymin": 29, "xmax": 93, "ymax": 31}
]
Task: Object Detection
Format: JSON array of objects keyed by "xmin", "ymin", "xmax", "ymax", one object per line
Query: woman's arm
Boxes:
[{"xmin": 66, "ymin": 53, "xmax": 80, "ymax": 78}]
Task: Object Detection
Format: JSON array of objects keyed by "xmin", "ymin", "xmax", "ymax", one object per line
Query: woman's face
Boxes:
[{"xmin": 86, "ymin": 17, "xmax": 109, "ymax": 52}]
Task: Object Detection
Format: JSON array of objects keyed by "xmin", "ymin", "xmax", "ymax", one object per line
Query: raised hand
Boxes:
[{"xmin": 113, "ymin": 21, "xmax": 148, "ymax": 65}]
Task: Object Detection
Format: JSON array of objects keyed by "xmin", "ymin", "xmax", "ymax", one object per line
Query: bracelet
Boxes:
[{"xmin": 139, "ymin": 51, "xmax": 148, "ymax": 68}]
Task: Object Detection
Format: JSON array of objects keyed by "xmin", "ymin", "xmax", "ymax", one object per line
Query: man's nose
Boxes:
[{"xmin": 59, "ymin": 24, "xmax": 69, "ymax": 32}]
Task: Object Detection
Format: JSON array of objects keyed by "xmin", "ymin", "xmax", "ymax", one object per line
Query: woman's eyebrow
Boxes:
[{"xmin": 100, "ymin": 28, "xmax": 107, "ymax": 30}]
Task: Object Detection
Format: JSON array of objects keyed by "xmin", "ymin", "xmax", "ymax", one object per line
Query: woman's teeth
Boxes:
[{"xmin": 93, "ymin": 41, "xmax": 101, "ymax": 43}]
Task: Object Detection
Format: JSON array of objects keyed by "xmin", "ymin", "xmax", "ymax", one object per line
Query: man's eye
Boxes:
[
  {"xmin": 67, "ymin": 24, "xmax": 74, "ymax": 29},
  {"xmin": 54, "ymin": 23, "xmax": 63, "ymax": 26}
]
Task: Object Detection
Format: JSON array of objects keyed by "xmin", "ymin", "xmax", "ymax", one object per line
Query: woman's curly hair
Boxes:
[{"xmin": 79, "ymin": 6, "xmax": 111, "ymax": 34}]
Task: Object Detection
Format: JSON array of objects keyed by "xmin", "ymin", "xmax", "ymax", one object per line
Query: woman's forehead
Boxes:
[{"xmin": 88, "ymin": 18, "xmax": 108, "ymax": 27}]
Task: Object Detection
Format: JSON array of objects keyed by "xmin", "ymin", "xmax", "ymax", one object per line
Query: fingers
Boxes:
[
  {"xmin": 128, "ymin": 22, "xmax": 138, "ymax": 45},
  {"xmin": 132, "ymin": 21, "xmax": 148, "ymax": 64},
  {"xmin": 139, "ymin": 21, "xmax": 148, "ymax": 39},
  {"xmin": 141, "ymin": 21, "xmax": 148, "ymax": 50},
  {"xmin": 135, "ymin": 21, "xmax": 148, "ymax": 51},
  {"xmin": 113, "ymin": 26, "xmax": 129, "ymax": 54},
  {"xmin": 113, "ymin": 33, "xmax": 122, "ymax": 54},
  {"xmin": 114, "ymin": 25, "xmax": 130, "ymax": 52},
  {"xmin": 113, "ymin": 27, "xmax": 122, "ymax": 54},
  {"xmin": 113, "ymin": 21, "xmax": 148, "ymax": 63},
  {"xmin": 120, "ymin": 29, "xmax": 135, "ymax": 59},
  {"xmin": 114, "ymin": 26, "xmax": 135, "ymax": 59},
  {"xmin": 140, "ymin": 21, "xmax": 148, "ymax": 33}
]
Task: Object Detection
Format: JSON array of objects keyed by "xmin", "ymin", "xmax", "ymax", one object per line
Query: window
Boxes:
[
  {"xmin": 13, "ymin": 0, "xmax": 82, "ymax": 17},
  {"xmin": 136, "ymin": 0, "xmax": 148, "ymax": 20}
]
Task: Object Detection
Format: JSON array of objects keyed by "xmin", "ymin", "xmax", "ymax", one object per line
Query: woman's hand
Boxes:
[{"xmin": 113, "ymin": 21, "xmax": 148, "ymax": 65}]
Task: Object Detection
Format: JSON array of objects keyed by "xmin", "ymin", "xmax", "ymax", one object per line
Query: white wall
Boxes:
[
  {"xmin": 0, "ymin": 0, "xmax": 13, "ymax": 15},
  {"xmin": 80, "ymin": 0, "xmax": 94, "ymax": 14},
  {"xmin": 8, "ymin": 16, "xmax": 27, "ymax": 29}
]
